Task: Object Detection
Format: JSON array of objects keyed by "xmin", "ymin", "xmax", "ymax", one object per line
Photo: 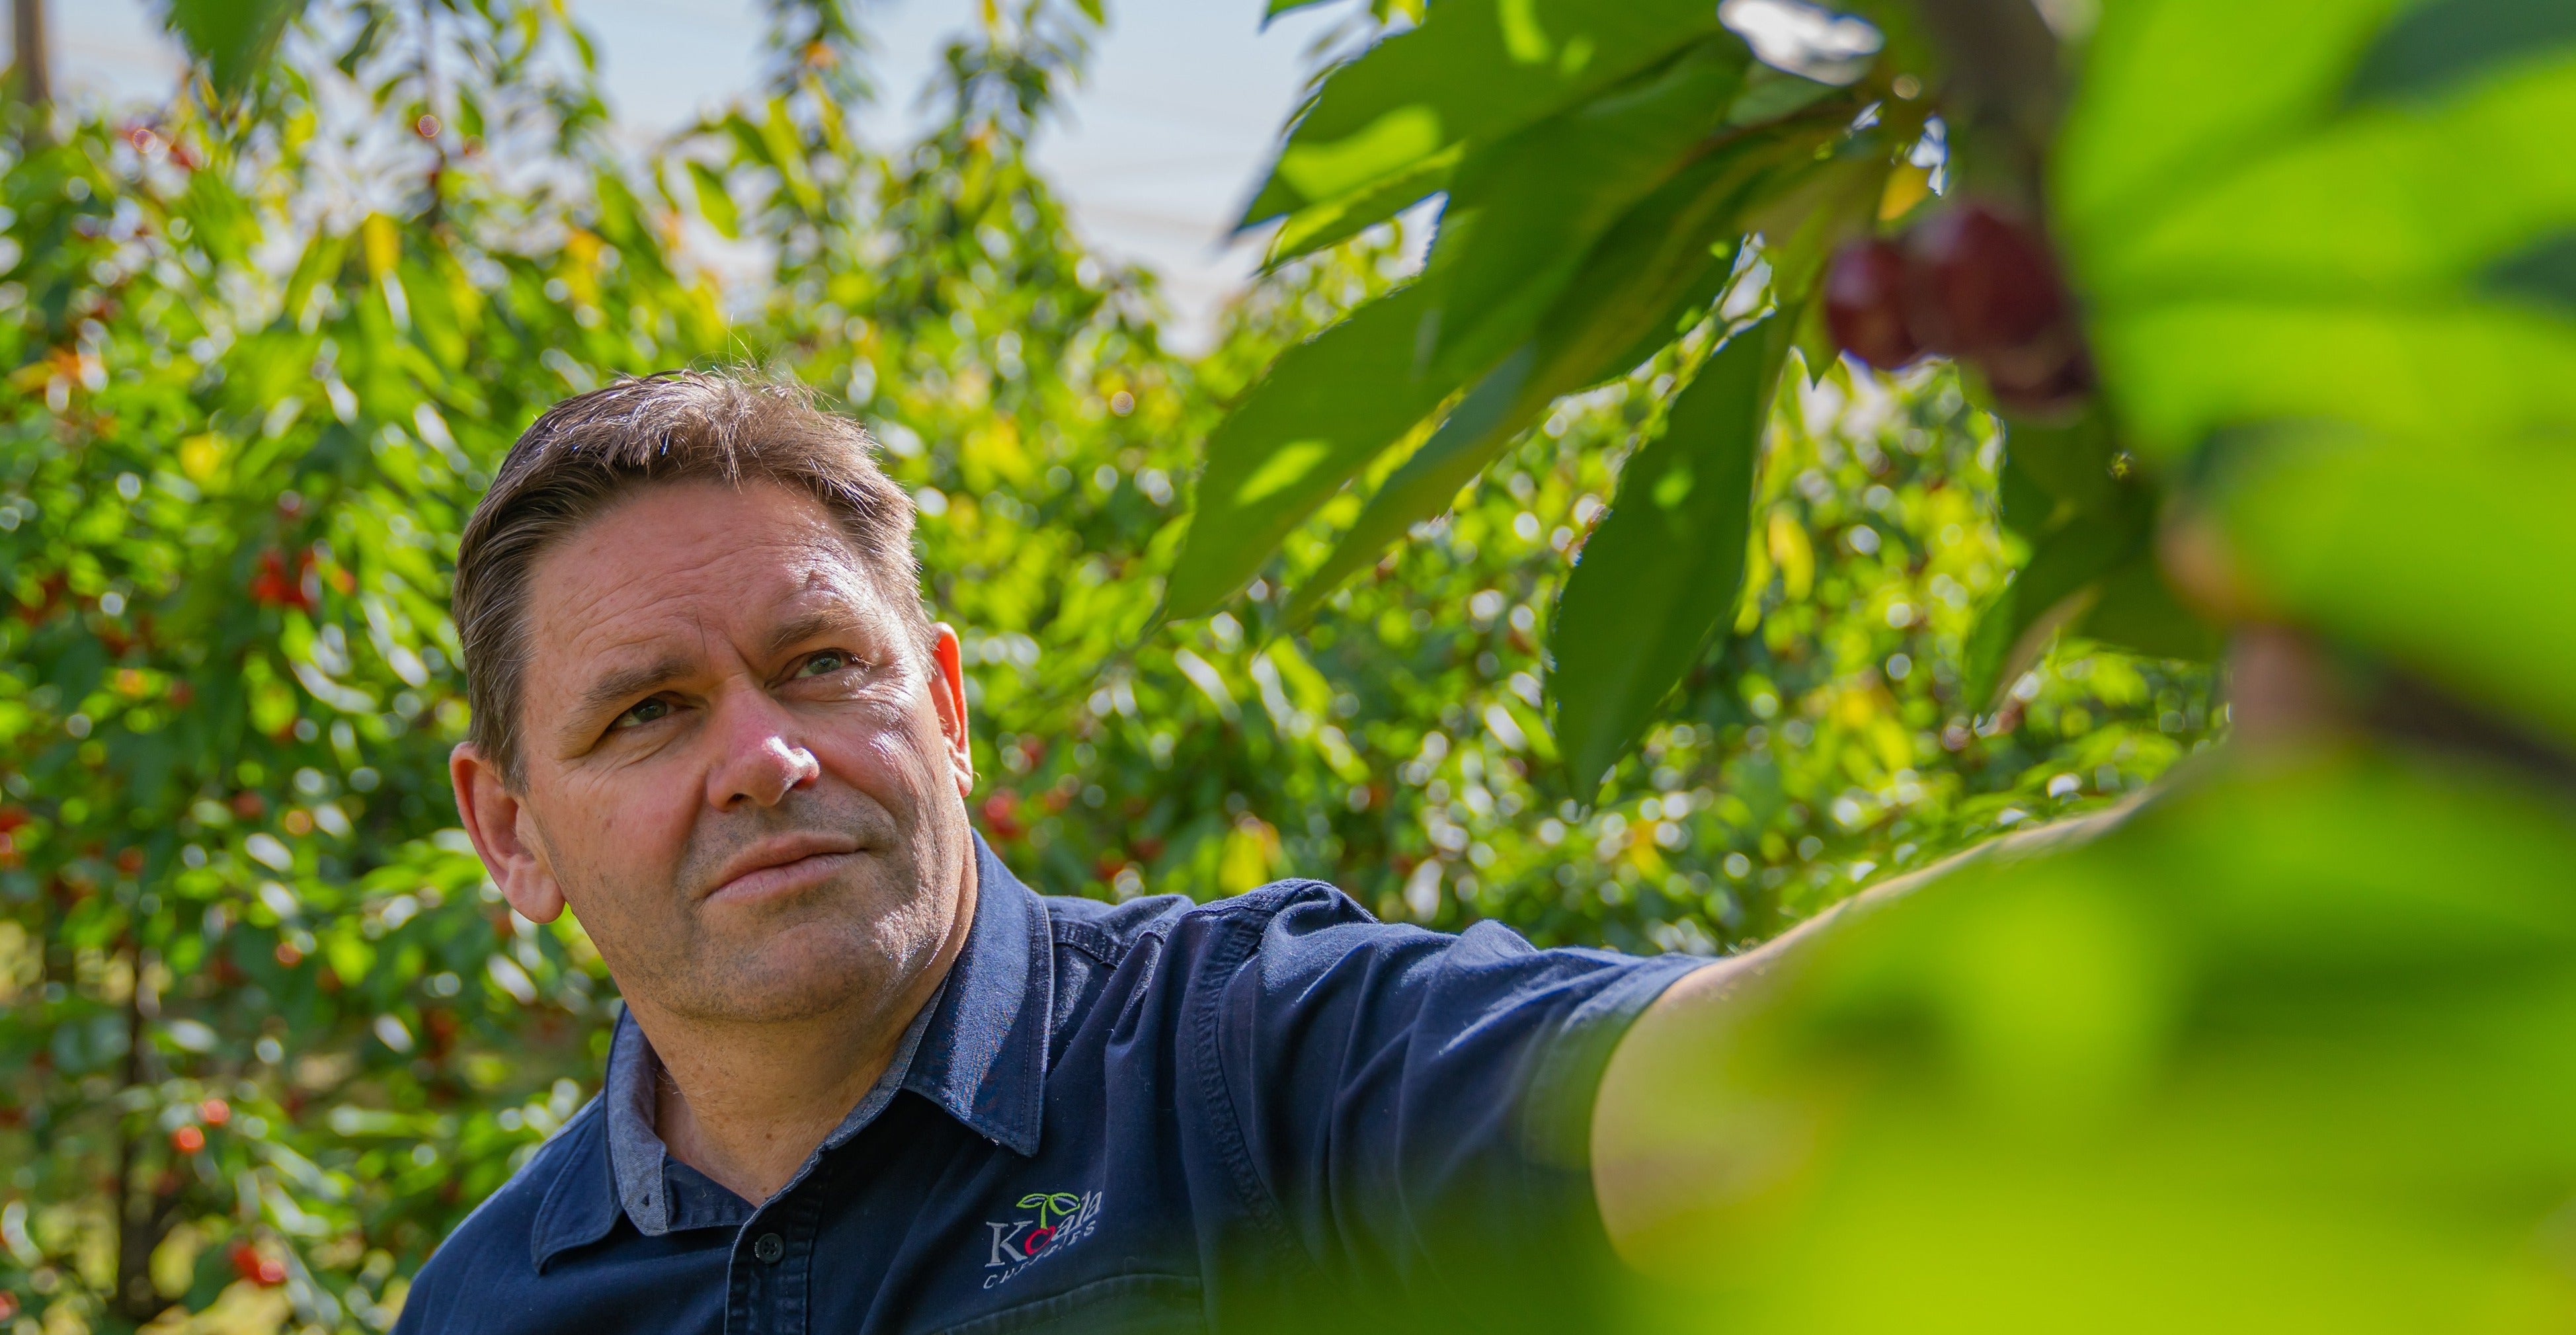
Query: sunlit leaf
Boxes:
[
  {"xmin": 1166, "ymin": 284, "xmax": 1450, "ymax": 617},
  {"xmin": 1239, "ymin": 0, "xmax": 1726, "ymax": 227},
  {"xmin": 1420, "ymin": 38, "xmax": 1750, "ymax": 381},
  {"xmin": 1550, "ymin": 315, "xmax": 1784, "ymax": 791}
]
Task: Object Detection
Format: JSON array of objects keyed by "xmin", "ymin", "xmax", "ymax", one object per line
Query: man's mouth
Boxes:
[{"xmin": 702, "ymin": 833, "xmax": 867, "ymax": 905}]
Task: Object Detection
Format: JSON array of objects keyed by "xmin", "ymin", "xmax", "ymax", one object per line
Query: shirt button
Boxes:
[{"xmin": 753, "ymin": 1233, "xmax": 785, "ymax": 1264}]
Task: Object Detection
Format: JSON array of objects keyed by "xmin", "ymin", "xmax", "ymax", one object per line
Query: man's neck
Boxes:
[{"xmin": 632, "ymin": 875, "xmax": 978, "ymax": 1205}]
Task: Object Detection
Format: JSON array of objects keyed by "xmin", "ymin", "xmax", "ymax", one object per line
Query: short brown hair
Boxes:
[{"xmin": 454, "ymin": 370, "xmax": 928, "ymax": 785}]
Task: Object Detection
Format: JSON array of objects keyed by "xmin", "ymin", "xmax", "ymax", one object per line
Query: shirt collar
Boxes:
[
  {"xmin": 530, "ymin": 834, "xmax": 1055, "ymax": 1267},
  {"xmin": 900, "ymin": 834, "xmax": 1055, "ymax": 1158}
]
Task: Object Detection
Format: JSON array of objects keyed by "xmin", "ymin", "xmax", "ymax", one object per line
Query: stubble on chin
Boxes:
[{"xmin": 570, "ymin": 797, "xmax": 957, "ymax": 1027}]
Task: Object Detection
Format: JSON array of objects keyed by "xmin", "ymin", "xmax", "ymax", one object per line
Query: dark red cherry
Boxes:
[
  {"xmin": 1902, "ymin": 202, "xmax": 2069, "ymax": 358},
  {"xmin": 1822, "ymin": 238, "xmax": 1923, "ymax": 370}
]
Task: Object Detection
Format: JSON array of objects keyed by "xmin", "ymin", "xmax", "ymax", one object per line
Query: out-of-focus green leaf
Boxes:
[
  {"xmin": 2089, "ymin": 59, "xmax": 2576, "ymax": 316},
  {"xmin": 1420, "ymin": 38, "xmax": 1749, "ymax": 380},
  {"xmin": 1239, "ymin": 0, "xmax": 1726, "ymax": 227},
  {"xmin": 1629, "ymin": 747, "xmax": 2576, "ymax": 1329},
  {"xmin": 1166, "ymin": 284, "xmax": 1449, "ymax": 617},
  {"xmin": 2345, "ymin": 0, "xmax": 2576, "ymax": 105},
  {"xmin": 2216, "ymin": 424, "xmax": 2576, "ymax": 747},
  {"xmin": 165, "ymin": 0, "xmax": 309, "ymax": 99},
  {"xmin": 2066, "ymin": 5, "xmax": 2576, "ymax": 462},
  {"xmin": 2054, "ymin": 0, "xmax": 2392, "ymax": 260},
  {"xmin": 1551, "ymin": 315, "xmax": 1783, "ymax": 791},
  {"xmin": 2098, "ymin": 299, "xmax": 2576, "ymax": 462},
  {"xmin": 2485, "ymin": 228, "xmax": 2576, "ymax": 312},
  {"xmin": 690, "ymin": 161, "xmax": 741, "ymax": 238}
]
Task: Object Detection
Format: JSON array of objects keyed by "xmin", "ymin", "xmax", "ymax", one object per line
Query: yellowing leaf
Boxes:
[
  {"xmin": 179, "ymin": 433, "xmax": 227, "ymax": 482},
  {"xmin": 1218, "ymin": 817, "xmax": 1281, "ymax": 893},
  {"xmin": 360, "ymin": 213, "xmax": 400, "ymax": 280},
  {"xmin": 1768, "ymin": 510, "xmax": 1814, "ymax": 600}
]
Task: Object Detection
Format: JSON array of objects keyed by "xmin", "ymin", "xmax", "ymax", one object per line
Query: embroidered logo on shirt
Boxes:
[{"xmin": 982, "ymin": 1190, "xmax": 1101, "ymax": 1289}]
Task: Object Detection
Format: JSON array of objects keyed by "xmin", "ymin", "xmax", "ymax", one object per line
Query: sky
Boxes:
[{"xmin": 37, "ymin": 0, "xmax": 1349, "ymax": 346}]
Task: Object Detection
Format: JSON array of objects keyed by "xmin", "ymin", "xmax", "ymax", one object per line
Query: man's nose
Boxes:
[{"xmin": 706, "ymin": 692, "xmax": 822, "ymax": 809}]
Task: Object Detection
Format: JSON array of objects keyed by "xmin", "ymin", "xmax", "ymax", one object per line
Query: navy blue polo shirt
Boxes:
[{"xmin": 393, "ymin": 838, "xmax": 1703, "ymax": 1335}]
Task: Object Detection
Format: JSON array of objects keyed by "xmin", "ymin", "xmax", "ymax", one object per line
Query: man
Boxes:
[{"xmin": 394, "ymin": 370, "xmax": 1816, "ymax": 1335}]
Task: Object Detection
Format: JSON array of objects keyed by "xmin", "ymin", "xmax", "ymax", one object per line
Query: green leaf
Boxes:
[
  {"xmin": 2055, "ymin": 0, "xmax": 2394, "ymax": 259},
  {"xmin": 2097, "ymin": 298, "xmax": 2576, "ymax": 464},
  {"xmin": 165, "ymin": 0, "xmax": 309, "ymax": 99},
  {"xmin": 1166, "ymin": 284, "xmax": 1452, "ymax": 617},
  {"xmin": 1727, "ymin": 64, "xmax": 1841, "ymax": 126},
  {"xmin": 2087, "ymin": 59, "xmax": 2576, "ymax": 313},
  {"xmin": 1264, "ymin": 146, "xmax": 1460, "ymax": 268},
  {"xmin": 761, "ymin": 98, "xmax": 825, "ymax": 217},
  {"xmin": 2215, "ymin": 424, "xmax": 2576, "ymax": 747},
  {"xmin": 2003, "ymin": 410, "xmax": 2119, "ymax": 519},
  {"xmin": 1281, "ymin": 344, "xmax": 1544, "ymax": 625},
  {"xmin": 1420, "ymin": 38, "xmax": 1750, "ymax": 381},
  {"xmin": 1549, "ymin": 315, "xmax": 1786, "ymax": 791},
  {"xmin": 1239, "ymin": 0, "xmax": 1726, "ymax": 227},
  {"xmin": 2345, "ymin": 0, "xmax": 2576, "ymax": 106},
  {"xmin": 2485, "ymin": 227, "xmax": 2576, "ymax": 313},
  {"xmin": 1281, "ymin": 133, "xmax": 1830, "ymax": 620},
  {"xmin": 689, "ymin": 161, "xmax": 741, "ymax": 239},
  {"xmin": 1963, "ymin": 502, "xmax": 2150, "ymax": 709},
  {"xmin": 2079, "ymin": 555, "xmax": 2219, "ymax": 664}
]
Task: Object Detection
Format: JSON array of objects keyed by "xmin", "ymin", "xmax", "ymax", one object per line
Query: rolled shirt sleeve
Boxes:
[{"xmin": 1210, "ymin": 883, "xmax": 1708, "ymax": 1319}]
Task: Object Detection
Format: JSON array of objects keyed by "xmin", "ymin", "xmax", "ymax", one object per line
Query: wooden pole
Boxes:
[{"xmin": 11, "ymin": 0, "xmax": 48, "ymax": 108}]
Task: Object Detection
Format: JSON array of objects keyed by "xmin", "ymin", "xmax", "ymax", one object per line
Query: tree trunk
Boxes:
[
  {"xmin": 112, "ymin": 946, "xmax": 177, "ymax": 1324},
  {"xmin": 11, "ymin": 0, "xmax": 47, "ymax": 108}
]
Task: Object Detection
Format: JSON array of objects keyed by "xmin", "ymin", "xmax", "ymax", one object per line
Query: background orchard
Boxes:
[{"xmin": 0, "ymin": 0, "xmax": 2212, "ymax": 1329}]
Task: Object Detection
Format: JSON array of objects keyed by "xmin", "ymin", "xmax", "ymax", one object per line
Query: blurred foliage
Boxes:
[
  {"xmin": 1260, "ymin": 0, "xmax": 2576, "ymax": 1328},
  {"xmin": 0, "ymin": 0, "xmax": 2215, "ymax": 1330}
]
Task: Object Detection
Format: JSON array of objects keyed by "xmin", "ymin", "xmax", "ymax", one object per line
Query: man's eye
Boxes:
[
  {"xmin": 797, "ymin": 651, "xmax": 852, "ymax": 678},
  {"xmin": 614, "ymin": 698, "xmax": 672, "ymax": 729}
]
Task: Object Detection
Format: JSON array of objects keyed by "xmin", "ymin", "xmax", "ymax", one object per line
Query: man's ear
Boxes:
[
  {"xmin": 450, "ymin": 743, "xmax": 567, "ymax": 924},
  {"xmin": 927, "ymin": 624, "xmax": 975, "ymax": 801}
]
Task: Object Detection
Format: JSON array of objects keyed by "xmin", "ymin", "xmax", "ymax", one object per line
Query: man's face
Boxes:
[{"xmin": 451, "ymin": 479, "xmax": 975, "ymax": 1026}]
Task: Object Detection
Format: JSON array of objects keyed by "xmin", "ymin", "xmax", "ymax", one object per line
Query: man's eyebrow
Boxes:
[
  {"xmin": 566, "ymin": 656, "xmax": 692, "ymax": 741},
  {"xmin": 763, "ymin": 606, "xmax": 874, "ymax": 661}
]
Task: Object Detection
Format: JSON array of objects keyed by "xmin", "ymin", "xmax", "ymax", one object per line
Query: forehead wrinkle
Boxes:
[{"xmin": 519, "ymin": 479, "xmax": 901, "ymax": 750}]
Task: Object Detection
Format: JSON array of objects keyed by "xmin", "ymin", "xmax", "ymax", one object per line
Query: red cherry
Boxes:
[
  {"xmin": 1902, "ymin": 202, "xmax": 2069, "ymax": 357},
  {"xmin": 229, "ymin": 1241, "xmax": 286, "ymax": 1286},
  {"xmin": 171, "ymin": 1124, "xmax": 205, "ymax": 1154},
  {"xmin": 200, "ymin": 1098, "xmax": 231, "ymax": 1126},
  {"xmin": 1024, "ymin": 1226, "xmax": 1056, "ymax": 1254},
  {"xmin": 1822, "ymin": 238, "xmax": 1921, "ymax": 370}
]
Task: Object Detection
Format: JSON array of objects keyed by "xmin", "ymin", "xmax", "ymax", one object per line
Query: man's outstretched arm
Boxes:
[{"xmin": 1589, "ymin": 804, "xmax": 2136, "ymax": 1268}]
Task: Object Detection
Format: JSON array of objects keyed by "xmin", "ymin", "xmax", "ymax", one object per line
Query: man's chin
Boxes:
[{"xmin": 663, "ymin": 916, "xmax": 921, "ymax": 1024}]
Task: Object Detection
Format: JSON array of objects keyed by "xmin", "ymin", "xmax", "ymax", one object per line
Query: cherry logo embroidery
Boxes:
[{"xmin": 983, "ymin": 1190, "xmax": 1101, "ymax": 1290}]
